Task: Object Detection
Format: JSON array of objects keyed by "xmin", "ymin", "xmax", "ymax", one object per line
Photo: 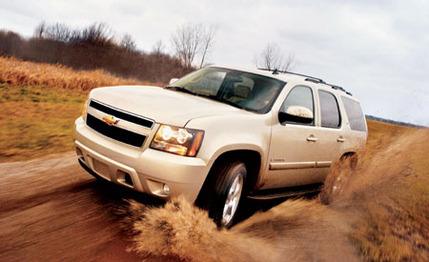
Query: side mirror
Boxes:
[
  {"xmin": 279, "ymin": 105, "xmax": 313, "ymax": 124},
  {"xmin": 169, "ymin": 78, "xmax": 179, "ymax": 85}
]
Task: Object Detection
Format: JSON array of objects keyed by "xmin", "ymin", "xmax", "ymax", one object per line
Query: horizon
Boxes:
[{"xmin": 1, "ymin": 0, "xmax": 428, "ymax": 125}]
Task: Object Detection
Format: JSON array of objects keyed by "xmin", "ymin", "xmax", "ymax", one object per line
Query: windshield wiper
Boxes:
[
  {"xmin": 164, "ymin": 85, "xmax": 198, "ymax": 96},
  {"xmin": 165, "ymin": 86, "xmax": 247, "ymax": 111},
  {"xmin": 165, "ymin": 86, "xmax": 218, "ymax": 100}
]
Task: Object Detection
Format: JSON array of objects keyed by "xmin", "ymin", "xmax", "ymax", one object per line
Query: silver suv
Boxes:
[{"xmin": 75, "ymin": 66, "xmax": 367, "ymax": 227}]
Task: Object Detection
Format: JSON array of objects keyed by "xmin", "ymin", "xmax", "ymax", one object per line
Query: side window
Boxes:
[
  {"xmin": 341, "ymin": 96, "xmax": 366, "ymax": 131},
  {"xmin": 281, "ymin": 85, "xmax": 314, "ymax": 125},
  {"xmin": 318, "ymin": 90, "xmax": 341, "ymax": 128}
]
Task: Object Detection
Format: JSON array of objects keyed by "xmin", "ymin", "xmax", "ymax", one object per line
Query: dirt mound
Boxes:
[{"xmin": 128, "ymin": 128, "xmax": 429, "ymax": 261}]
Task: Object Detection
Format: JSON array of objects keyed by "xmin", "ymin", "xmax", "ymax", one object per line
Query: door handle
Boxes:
[
  {"xmin": 337, "ymin": 136, "xmax": 345, "ymax": 143},
  {"xmin": 306, "ymin": 135, "xmax": 318, "ymax": 142}
]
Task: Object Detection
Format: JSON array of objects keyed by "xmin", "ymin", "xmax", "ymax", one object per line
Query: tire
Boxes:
[
  {"xmin": 320, "ymin": 153, "xmax": 358, "ymax": 205},
  {"xmin": 207, "ymin": 161, "xmax": 247, "ymax": 228}
]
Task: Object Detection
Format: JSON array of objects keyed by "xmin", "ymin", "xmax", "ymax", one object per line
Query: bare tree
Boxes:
[
  {"xmin": 33, "ymin": 22, "xmax": 115, "ymax": 46},
  {"xmin": 199, "ymin": 25, "xmax": 216, "ymax": 68},
  {"xmin": 151, "ymin": 40, "xmax": 165, "ymax": 55},
  {"xmin": 171, "ymin": 23, "xmax": 216, "ymax": 69},
  {"xmin": 34, "ymin": 22, "xmax": 46, "ymax": 38},
  {"xmin": 120, "ymin": 33, "xmax": 136, "ymax": 51},
  {"xmin": 79, "ymin": 23, "xmax": 115, "ymax": 46},
  {"xmin": 256, "ymin": 43, "xmax": 295, "ymax": 71},
  {"xmin": 35, "ymin": 22, "xmax": 74, "ymax": 42}
]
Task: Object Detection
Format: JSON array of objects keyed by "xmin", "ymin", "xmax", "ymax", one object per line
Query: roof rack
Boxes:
[
  {"xmin": 329, "ymin": 84, "xmax": 352, "ymax": 96},
  {"xmin": 257, "ymin": 68, "xmax": 352, "ymax": 96},
  {"xmin": 257, "ymin": 68, "xmax": 326, "ymax": 84},
  {"xmin": 305, "ymin": 78, "xmax": 324, "ymax": 84}
]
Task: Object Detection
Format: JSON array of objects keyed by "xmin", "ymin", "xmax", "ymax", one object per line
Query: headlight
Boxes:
[{"xmin": 150, "ymin": 125, "xmax": 204, "ymax": 157}]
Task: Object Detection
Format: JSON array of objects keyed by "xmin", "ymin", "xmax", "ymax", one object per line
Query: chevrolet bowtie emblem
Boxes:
[{"xmin": 102, "ymin": 115, "xmax": 119, "ymax": 126}]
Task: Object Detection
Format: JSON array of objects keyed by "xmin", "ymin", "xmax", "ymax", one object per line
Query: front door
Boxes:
[{"xmin": 264, "ymin": 85, "xmax": 322, "ymax": 189}]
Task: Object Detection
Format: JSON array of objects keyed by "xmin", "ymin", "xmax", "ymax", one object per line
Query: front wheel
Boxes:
[{"xmin": 208, "ymin": 161, "xmax": 247, "ymax": 228}]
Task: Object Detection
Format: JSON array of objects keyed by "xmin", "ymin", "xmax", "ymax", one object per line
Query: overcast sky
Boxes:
[{"xmin": 1, "ymin": 0, "xmax": 428, "ymax": 125}]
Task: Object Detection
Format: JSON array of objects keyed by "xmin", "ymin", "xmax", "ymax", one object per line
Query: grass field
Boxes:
[
  {"xmin": 0, "ymin": 57, "xmax": 148, "ymax": 162},
  {"xmin": 0, "ymin": 84, "xmax": 86, "ymax": 161}
]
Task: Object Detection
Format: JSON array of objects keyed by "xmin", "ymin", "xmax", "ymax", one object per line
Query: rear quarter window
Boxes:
[{"xmin": 341, "ymin": 96, "xmax": 366, "ymax": 132}]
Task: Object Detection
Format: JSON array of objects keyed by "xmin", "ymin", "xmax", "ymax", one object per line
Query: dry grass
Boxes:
[
  {"xmin": 0, "ymin": 84, "xmax": 86, "ymax": 162},
  {"xmin": 331, "ymin": 122, "xmax": 429, "ymax": 261},
  {"xmin": 0, "ymin": 56, "xmax": 158, "ymax": 162},
  {"xmin": 0, "ymin": 56, "xmax": 145, "ymax": 91}
]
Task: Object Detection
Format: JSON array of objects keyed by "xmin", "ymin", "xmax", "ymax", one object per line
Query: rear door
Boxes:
[{"xmin": 310, "ymin": 89, "xmax": 345, "ymax": 179}]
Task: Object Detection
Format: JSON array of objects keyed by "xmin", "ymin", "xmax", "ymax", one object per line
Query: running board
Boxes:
[{"xmin": 247, "ymin": 183, "xmax": 323, "ymax": 200}]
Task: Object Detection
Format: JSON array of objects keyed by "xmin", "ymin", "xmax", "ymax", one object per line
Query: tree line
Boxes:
[{"xmin": 0, "ymin": 22, "xmax": 294, "ymax": 83}]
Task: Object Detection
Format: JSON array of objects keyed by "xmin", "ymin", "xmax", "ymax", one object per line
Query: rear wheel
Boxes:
[{"xmin": 206, "ymin": 161, "xmax": 247, "ymax": 228}]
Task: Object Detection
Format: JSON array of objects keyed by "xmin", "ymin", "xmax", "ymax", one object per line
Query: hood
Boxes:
[{"xmin": 89, "ymin": 85, "xmax": 247, "ymax": 127}]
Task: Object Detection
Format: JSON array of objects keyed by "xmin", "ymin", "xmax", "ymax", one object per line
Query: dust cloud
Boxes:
[{"xmin": 128, "ymin": 129, "xmax": 429, "ymax": 261}]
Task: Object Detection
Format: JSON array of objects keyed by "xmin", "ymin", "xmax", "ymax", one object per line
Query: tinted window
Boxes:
[
  {"xmin": 341, "ymin": 96, "xmax": 366, "ymax": 131},
  {"xmin": 281, "ymin": 85, "xmax": 314, "ymax": 125},
  {"xmin": 319, "ymin": 90, "xmax": 341, "ymax": 128}
]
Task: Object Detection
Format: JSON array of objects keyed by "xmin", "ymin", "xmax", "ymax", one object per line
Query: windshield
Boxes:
[{"xmin": 166, "ymin": 67, "xmax": 286, "ymax": 113}]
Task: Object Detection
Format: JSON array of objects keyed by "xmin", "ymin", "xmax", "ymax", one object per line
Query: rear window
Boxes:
[
  {"xmin": 318, "ymin": 90, "xmax": 341, "ymax": 128},
  {"xmin": 341, "ymin": 96, "xmax": 366, "ymax": 131}
]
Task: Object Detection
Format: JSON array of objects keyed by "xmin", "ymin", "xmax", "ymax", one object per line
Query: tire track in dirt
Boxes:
[{"xmin": 0, "ymin": 153, "xmax": 145, "ymax": 262}]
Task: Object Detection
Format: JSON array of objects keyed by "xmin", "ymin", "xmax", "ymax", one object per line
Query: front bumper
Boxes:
[{"xmin": 74, "ymin": 117, "xmax": 209, "ymax": 203}]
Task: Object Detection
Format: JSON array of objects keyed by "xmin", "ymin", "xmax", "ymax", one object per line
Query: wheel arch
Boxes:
[
  {"xmin": 195, "ymin": 148, "xmax": 262, "ymax": 206},
  {"xmin": 341, "ymin": 151, "xmax": 356, "ymax": 159}
]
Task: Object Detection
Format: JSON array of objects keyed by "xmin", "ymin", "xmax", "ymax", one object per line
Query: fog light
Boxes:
[{"xmin": 163, "ymin": 184, "xmax": 170, "ymax": 194}]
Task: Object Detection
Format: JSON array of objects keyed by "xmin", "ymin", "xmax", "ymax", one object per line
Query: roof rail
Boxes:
[
  {"xmin": 257, "ymin": 68, "xmax": 326, "ymax": 83},
  {"xmin": 305, "ymin": 78, "xmax": 324, "ymax": 84},
  {"xmin": 330, "ymin": 85, "xmax": 346, "ymax": 92},
  {"xmin": 257, "ymin": 68, "xmax": 352, "ymax": 96},
  {"xmin": 329, "ymin": 84, "xmax": 353, "ymax": 96}
]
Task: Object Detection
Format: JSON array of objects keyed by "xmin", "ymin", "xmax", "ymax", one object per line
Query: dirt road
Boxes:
[
  {"xmin": 1, "ymin": 126, "xmax": 427, "ymax": 262},
  {"xmin": 0, "ymin": 152, "xmax": 356, "ymax": 262},
  {"xmin": 0, "ymin": 153, "xmax": 148, "ymax": 261},
  {"xmin": 0, "ymin": 153, "xmax": 290, "ymax": 261}
]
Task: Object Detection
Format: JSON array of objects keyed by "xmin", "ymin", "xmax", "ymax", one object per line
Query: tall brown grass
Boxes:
[
  {"xmin": 0, "ymin": 56, "xmax": 149, "ymax": 91},
  {"xmin": 0, "ymin": 56, "xmax": 161, "ymax": 162}
]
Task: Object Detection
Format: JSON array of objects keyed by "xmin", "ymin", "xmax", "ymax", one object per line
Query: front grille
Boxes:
[
  {"xmin": 86, "ymin": 114, "xmax": 146, "ymax": 147},
  {"xmin": 89, "ymin": 100, "xmax": 154, "ymax": 128}
]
